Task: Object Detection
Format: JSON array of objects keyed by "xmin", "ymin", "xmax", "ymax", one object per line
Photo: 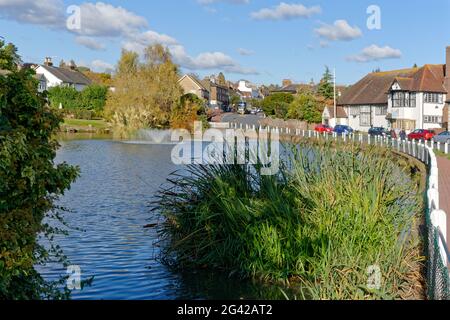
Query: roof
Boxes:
[
  {"xmin": 178, "ymin": 74, "xmax": 207, "ymax": 91},
  {"xmin": 324, "ymin": 106, "xmax": 347, "ymax": 118},
  {"xmin": 339, "ymin": 64, "xmax": 447, "ymax": 106},
  {"xmin": 38, "ymin": 65, "xmax": 92, "ymax": 86}
]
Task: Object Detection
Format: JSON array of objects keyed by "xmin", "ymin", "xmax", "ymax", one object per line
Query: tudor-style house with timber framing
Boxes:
[{"xmin": 338, "ymin": 46, "xmax": 450, "ymax": 133}]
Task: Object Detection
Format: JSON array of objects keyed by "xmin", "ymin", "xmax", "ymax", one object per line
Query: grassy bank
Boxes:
[
  {"xmin": 154, "ymin": 142, "xmax": 425, "ymax": 299},
  {"xmin": 61, "ymin": 118, "xmax": 110, "ymax": 133}
]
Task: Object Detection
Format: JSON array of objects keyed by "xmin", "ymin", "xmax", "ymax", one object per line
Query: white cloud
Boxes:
[
  {"xmin": 0, "ymin": 0, "xmax": 65, "ymax": 27},
  {"xmin": 251, "ymin": 2, "xmax": 321, "ymax": 21},
  {"xmin": 72, "ymin": 2, "xmax": 148, "ymax": 37},
  {"xmin": 347, "ymin": 45, "xmax": 402, "ymax": 63},
  {"xmin": 91, "ymin": 59, "xmax": 114, "ymax": 72},
  {"xmin": 314, "ymin": 20, "xmax": 362, "ymax": 41},
  {"xmin": 237, "ymin": 48, "xmax": 254, "ymax": 56},
  {"xmin": 75, "ymin": 36, "xmax": 106, "ymax": 51}
]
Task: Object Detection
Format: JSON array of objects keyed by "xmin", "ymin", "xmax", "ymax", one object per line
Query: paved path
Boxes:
[{"xmin": 437, "ymin": 156, "xmax": 450, "ymax": 252}]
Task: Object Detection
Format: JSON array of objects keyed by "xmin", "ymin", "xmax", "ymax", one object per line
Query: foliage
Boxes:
[
  {"xmin": 317, "ymin": 66, "xmax": 334, "ymax": 100},
  {"xmin": 229, "ymin": 94, "xmax": 241, "ymax": 109},
  {"xmin": 82, "ymin": 70, "xmax": 113, "ymax": 87},
  {"xmin": 170, "ymin": 93, "xmax": 208, "ymax": 131},
  {"xmin": 47, "ymin": 84, "xmax": 108, "ymax": 117},
  {"xmin": 47, "ymin": 86, "xmax": 80, "ymax": 110},
  {"xmin": 105, "ymin": 44, "xmax": 183, "ymax": 137},
  {"xmin": 217, "ymin": 72, "xmax": 226, "ymax": 86},
  {"xmin": 154, "ymin": 143, "xmax": 424, "ymax": 300},
  {"xmin": 287, "ymin": 93, "xmax": 323, "ymax": 124},
  {"xmin": 0, "ymin": 42, "xmax": 79, "ymax": 299},
  {"xmin": 79, "ymin": 84, "xmax": 108, "ymax": 112},
  {"xmin": 261, "ymin": 93, "xmax": 294, "ymax": 117}
]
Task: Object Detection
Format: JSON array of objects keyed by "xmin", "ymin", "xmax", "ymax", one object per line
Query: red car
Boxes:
[
  {"xmin": 315, "ymin": 124, "xmax": 333, "ymax": 133},
  {"xmin": 407, "ymin": 129, "xmax": 435, "ymax": 141}
]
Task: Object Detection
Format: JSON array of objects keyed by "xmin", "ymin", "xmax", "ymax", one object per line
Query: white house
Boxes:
[
  {"xmin": 338, "ymin": 46, "xmax": 450, "ymax": 132},
  {"xmin": 237, "ymin": 80, "xmax": 260, "ymax": 99},
  {"xmin": 34, "ymin": 57, "xmax": 91, "ymax": 92},
  {"xmin": 322, "ymin": 106, "xmax": 348, "ymax": 127}
]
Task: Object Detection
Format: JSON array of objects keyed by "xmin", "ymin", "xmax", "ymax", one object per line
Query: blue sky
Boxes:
[{"xmin": 0, "ymin": 0, "xmax": 449, "ymax": 85}]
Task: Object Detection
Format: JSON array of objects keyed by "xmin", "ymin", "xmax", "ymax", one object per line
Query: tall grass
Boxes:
[{"xmin": 153, "ymin": 141, "xmax": 425, "ymax": 299}]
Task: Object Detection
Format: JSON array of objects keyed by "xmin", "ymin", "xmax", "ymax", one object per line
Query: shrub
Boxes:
[
  {"xmin": 154, "ymin": 142, "xmax": 424, "ymax": 299},
  {"xmin": 0, "ymin": 41, "xmax": 79, "ymax": 299}
]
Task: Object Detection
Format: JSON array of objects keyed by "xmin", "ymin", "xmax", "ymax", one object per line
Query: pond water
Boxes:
[{"xmin": 38, "ymin": 136, "xmax": 292, "ymax": 300}]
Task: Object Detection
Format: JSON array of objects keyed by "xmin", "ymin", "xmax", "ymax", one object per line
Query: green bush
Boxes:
[
  {"xmin": 0, "ymin": 41, "xmax": 79, "ymax": 299},
  {"xmin": 154, "ymin": 142, "xmax": 424, "ymax": 299},
  {"xmin": 261, "ymin": 93, "xmax": 294, "ymax": 117},
  {"xmin": 47, "ymin": 84, "xmax": 108, "ymax": 115}
]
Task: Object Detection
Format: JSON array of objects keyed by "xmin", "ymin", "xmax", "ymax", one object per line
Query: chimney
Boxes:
[
  {"xmin": 44, "ymin": 57, "xmax": 53, "ymax": 67},
  {"xmin": 69, "ymin": 60, "xmax": 76, "ymax": 70},
  {"xmin": 282, "ymin": 79, "xmax": 292, "ymax": 87},
  {"xmin": 445, "ymin": 46, "xmax": 450, "ymax": 98}
]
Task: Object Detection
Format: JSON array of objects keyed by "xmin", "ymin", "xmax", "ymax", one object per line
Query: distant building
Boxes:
[
  {"xmin": 178, "ymin": 74, "xmax": 210, "ymax": 102},
  {"xmin": 202, "ymin": 78, "xmax": 230, "ymax": 110},
  {"xmin": 237, "ymin": 80, "xmax": 261, "ymax": 99},
  {"xmin": 339, "ymin": 46, "xmax": 450, "ymax": 132},
  {"xmin": 34, "ymin": 57, "xmax": 92, "ymax": 92},
  {"xmin": 322, "ymin": 106, "xmax": 348, "ymax": 127}
]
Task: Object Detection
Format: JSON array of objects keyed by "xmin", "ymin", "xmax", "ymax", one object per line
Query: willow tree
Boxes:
[{"xmin": 105, "ymin": 44, "xmax": 183, "ymax": 137}]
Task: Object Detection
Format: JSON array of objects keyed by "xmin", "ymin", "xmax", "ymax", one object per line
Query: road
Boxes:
[{"xmin": 221, "ymin": 113, "xmax": 265, "ymax": 127}]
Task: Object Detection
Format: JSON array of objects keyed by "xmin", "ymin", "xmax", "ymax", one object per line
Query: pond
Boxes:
[{"xmin": 38, "ymin": 135, "xmax": 292, "ymax": 300}]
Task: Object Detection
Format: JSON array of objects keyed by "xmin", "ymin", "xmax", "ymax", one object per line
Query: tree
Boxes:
[
  {"xmin": 80, "ymin": 84, "xmax": 108, "ymax": 112},
  {"xmin": 217, "ymin": 72, "xmax": 226, "ymax": 86},
  {"xmin": 0, "ymin": 41, "xmax": 79, "ymax": 299},
  {"xmin": 47, "ymin": 86, "xmax": 80, "ymax": 110},
  {"xmin": 288, "ymin": 93, "xmax": 322, "ymax": 124},
  {"xmin": 105, "ymin": 44, "xmax": 183, "ymax": 137},
  {"xmin": 317, "ymin": 66, "xmax": 334, "ymax": 100},
  {"xmin": 261, "ymin": 93, "xmax": 294, "ymax": 117}
]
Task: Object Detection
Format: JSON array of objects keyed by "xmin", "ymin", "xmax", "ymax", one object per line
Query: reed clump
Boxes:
[{"xmin": 154, "ymin": 142, "xmax": 425, "ymax": 299}]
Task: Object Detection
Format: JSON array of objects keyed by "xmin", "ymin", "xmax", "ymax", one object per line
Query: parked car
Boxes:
[
  {"xmin": 315, "ymin": 124, "xmax": 333, "ymax": 133},
  {"xmin": 432, "ymin": 131, "xmax": 450, "ymax": 144},
  {"xmin": 333, "ymin": 125, "xmax": 354, "ymax": 135},
  {"xmin": 368, "ymin": 127, "xmax": 389, "ymax": 137},
  {"xmin": 407, "ymin": 129, "xmax": 435, "ymax": 141}
]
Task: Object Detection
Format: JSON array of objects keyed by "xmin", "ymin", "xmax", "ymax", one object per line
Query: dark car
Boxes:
[
  {"xmin": 333, "ymin": 125, "xmax": 354, "ymax": 135},
  {"xmin": 368, "ymin": 127, "xmax": 389, "ymax": 137}
]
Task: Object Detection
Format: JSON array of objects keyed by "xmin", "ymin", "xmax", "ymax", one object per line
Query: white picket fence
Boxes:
[{"xmin": 228, "ymin": 122, "xmax": 449, "ymax": 268}]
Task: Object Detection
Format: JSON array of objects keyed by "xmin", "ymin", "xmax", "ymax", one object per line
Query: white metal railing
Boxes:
[{"xmin": 228, "ymin": 122, "xmax": 449, "ymax": 267}]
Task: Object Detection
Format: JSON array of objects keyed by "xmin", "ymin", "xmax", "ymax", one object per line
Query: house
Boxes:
[
  {"xmin": 322, "ymin": 106, "xmax": 348, "ymax": 127},
  {"xmin": 34, "ymin": 73, "xmax": 47, "ymax": 92},
  {"xmin": 178, "ymin": 74, "xmax": 210, "ymax": 102},
  {"xmin": 201, "ymin": 78, "xmax": 230, "ymax": 110},
  {"xmin": 339, "ymin": 46, "xmax": 450, "ymax": 132},
  {"xmin": 34, "ymin": 58, "xmax": 92, "ymax": 92},
  {"xmin": 237, "ymin": 80, "xmax": 261, "ymax": 100}
]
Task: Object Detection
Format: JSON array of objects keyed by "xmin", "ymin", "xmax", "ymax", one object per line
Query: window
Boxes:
[
  {"xmin": 375, "ymin": 106, "xmax": 387, "ymax": 116},
  {"xmin": 349, "ymin": 106, "xmax": 359, "ymax": 116},
  {"xmin": 392, "ymin": 92, "xmax": 416, "ymax": 107},
  {"xmin": 424, "ymin": 93, "xmax": 443, "ymax": 104},
  {"xmin": 424, "ymin": 115, "xmax": 442, "ymax": 123},
  {"xmin": 360, "ymin": 106, "xmax": 371, "ymax": 126}
]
